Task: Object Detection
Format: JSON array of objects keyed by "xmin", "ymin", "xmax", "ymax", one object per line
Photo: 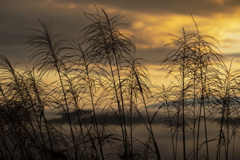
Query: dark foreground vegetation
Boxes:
[{"xmin": 1, "ymin": 9, "xmax": 240, "ymax": 160}]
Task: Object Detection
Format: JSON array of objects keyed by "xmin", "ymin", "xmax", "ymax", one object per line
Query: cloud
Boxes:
[
  {"xmin": 49, "ymin": 108, "xmax": 166, "ymax": 125},
  {"xmin": 222, "ymin": 53, "xmax": 240, "ymax": 58},
  {"xmin": 57, "ymin": 0, "xmax": 235, "ymax": 16},
  {"xmin": 225, "ymin": 0, "xmax": 240, "ymax": 5},
  {"xmin": 136, "ymin": 47, "xmax": 173, "ymax": 63},
  {"xmin": 0, "ymin": 0, "xmax": 93, "ymax": 64},
  {"xmin": 1, "ymin": 0, "xmax": 240, "ymax": 67},
  {"xmin": 222, "ymin": 38, "xmax": 240, "ymax": 43}
]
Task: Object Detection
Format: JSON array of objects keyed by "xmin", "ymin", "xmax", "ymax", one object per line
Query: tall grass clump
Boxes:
[
  {"xmin": 0, "ymin": 55, "xmax": 55, "ymax": 159},
  {"xmin": 125, "ymin": 56, "xmax": 162, "ymax": 159},
  {"xmin": 188, "ymin": 22, "xmax": 223, "ymax": 160},
  {"xmin": 162, "ymin": 28, "xmax": 194, "ymax": 160},
  {"xmin": 160, "ymin": 18, "xmax": 225, "ymax": 160},
  {"xmin": 27, "ymin": 20, "xmax": 79, "ymax": 159},
  {"xmin": 82, "ymin": 8, "xmax": 135, "ymax": 159},
  {"xmin": 212, "ymin": 61, "xmax": 240, "ymax": 160},
  {"xmin": 70, "ymin": 42, "xmax": 108, "ymax": 160}
]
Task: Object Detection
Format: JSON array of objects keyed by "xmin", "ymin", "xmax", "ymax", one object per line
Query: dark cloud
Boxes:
[
  {"xmin": 0, "ymin": 0, "xmax": 137, "ymax": 64},
  {"xmin": 222, "ymin": 53, "xmax": 240, "ymax": 58},
  {"xmin": 225, "ymin": 0, "xmax": 240, "ymax": 5},
  {"xmin": 49, "ymin": 108, "xmax": 167, "ymax": 125},
  {"xmin": 1, "ymin": 0, "xmax": 239, "ymax": 66},
  {"xmin": 58, "ymin": 0, "xmax": 234, "ymax": 16},
  {"xmin": 136, "ymin": 47, "xmax": 173, "ymax": 64},
  {"xmin": 0, "ymin": 0, "xmax": 90, "ymax": 64}
]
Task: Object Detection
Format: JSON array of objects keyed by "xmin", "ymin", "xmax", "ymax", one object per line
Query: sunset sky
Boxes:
[{"xmin": 1, "ymin": 0, "xmax": 240, "ymax": 84}]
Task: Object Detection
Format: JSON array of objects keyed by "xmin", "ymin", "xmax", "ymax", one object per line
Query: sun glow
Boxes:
[{"xmin": 126, "ymin": 11, "xmax": 240, "ymax": 57}]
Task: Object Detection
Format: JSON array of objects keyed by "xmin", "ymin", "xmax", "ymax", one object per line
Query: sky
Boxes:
[{"xmin": 1, "ymin": 0, "xmax": 240, "ymax": 84}]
